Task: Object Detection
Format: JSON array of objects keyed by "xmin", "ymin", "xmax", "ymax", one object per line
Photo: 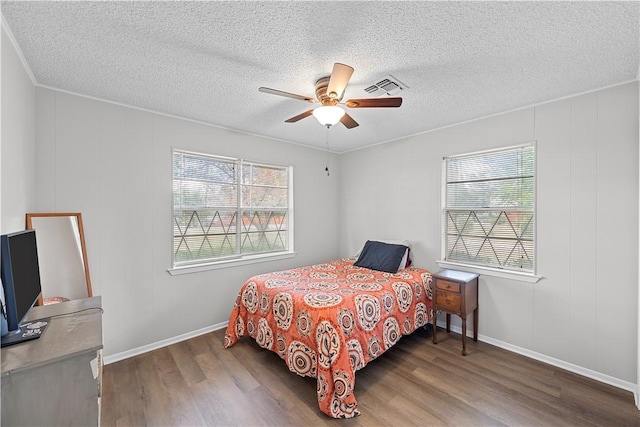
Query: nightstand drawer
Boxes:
[
  {"xmin": 436, "ymin": 291, "xmax": 461, "ymax": 311},
  {"xmin": 436, "ymin": 279, "xmax": 461, "ymax": 293}
]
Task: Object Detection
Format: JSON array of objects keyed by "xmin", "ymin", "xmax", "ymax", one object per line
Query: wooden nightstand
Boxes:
[{"xmin": 432, "ymin": 269, "xmax": 479, "ymax": 355}]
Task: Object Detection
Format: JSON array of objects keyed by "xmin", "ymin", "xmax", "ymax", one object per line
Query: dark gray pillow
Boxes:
[{"xmin": 354, "ymin": 240, "xmax": 408, "ymax": 273}]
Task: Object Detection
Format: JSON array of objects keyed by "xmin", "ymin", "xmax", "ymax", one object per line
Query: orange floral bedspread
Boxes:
[{"xmin": 224, "ymin": 258, "xmax": 433, "ymax": 418}]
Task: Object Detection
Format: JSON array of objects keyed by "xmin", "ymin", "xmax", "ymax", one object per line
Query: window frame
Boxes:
[
  {"xmin": 437, "ymin": 142, "xmax": 541, "ymax": 283},
  {"xmin": 169, "ymin": 149, "xmax": 295, "ymax": 275}
]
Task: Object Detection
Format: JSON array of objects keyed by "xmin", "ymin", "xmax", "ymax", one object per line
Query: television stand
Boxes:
[{"xmin": 1, "ymin": 297, "xmax": 102, "ymax": 426}]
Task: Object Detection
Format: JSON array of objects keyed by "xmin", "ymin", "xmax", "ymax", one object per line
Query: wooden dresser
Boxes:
[
  {"xmin": 1, "ymin": 297, "xmax": 103, "ymax": 426},
  {"xmin": 432, "ymin": 270, "xmax": 478, "ymax": 355}
]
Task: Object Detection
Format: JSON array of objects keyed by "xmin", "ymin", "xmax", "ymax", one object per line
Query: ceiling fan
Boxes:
[{"xmin": 259, "ymin": 63, "xmax": 402, "ymax": 129}]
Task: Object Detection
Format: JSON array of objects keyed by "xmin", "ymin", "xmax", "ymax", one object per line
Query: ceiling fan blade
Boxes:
[
  {"xmin": 259, "ymin": 87, "xmax": 315, "ymax": 103},
  {"xmin": 340, "ymin": 112, "xmax": 359, "ymax": 129},
  {"xmin": 344, "ymin": 97, "xmax": 403, "ymax": 108},
  {"xmin": 326, "ymin": 63, "xmax": 354, "ymax": 101},
  {"xmin": 285, "ymin": 109, "xmax": 314, "ymax": 123}
]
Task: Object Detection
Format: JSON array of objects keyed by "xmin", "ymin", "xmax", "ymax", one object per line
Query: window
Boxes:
[
  {"xmin": 443, "ymin": 144, "xmax": 535, "ymax": 273},
  {"xmin": 172, "ymin": 150, "xmax": 292, "ymax": 268}
]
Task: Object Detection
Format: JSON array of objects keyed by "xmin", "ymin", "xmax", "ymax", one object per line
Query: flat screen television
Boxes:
[{"xmin": 1, "ymin": 229, "xmax": 47, "ymax": 347}]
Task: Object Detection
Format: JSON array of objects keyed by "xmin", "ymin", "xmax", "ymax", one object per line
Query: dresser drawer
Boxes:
[
  {"xmin": 436, "ymin": 291, "xmax": 461, "ymax": 311},
  {"xmin": 436, "ymin": 279, "xmax": 460, "ymax": 293}
]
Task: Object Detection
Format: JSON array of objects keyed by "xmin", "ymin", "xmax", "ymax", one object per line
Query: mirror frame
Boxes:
[{"xmin": 25, "ymin": 212, "xmax": 93, "ymax": 306}]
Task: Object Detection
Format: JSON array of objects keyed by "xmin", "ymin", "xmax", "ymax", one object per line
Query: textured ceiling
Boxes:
[{"xmin": 2, "ymin": 1, "xmax": 639, "ymax": 153}]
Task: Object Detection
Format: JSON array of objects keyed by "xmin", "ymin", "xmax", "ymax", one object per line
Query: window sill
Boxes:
[
  {"xmin": 436, "ymin": 260, "xmax": 542, "ymax": 283},
  {"xmin": 168, "ymin": 251, "xmax": 297, "ymax": 275}
]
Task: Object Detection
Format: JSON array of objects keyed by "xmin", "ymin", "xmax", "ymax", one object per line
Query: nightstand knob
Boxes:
[{"xmin": 445, "ymin": 298, "xmax": 451, "ymax": 305}]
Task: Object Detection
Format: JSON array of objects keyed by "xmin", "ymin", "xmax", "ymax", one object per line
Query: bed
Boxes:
[{"xmin": 224, "ymin": 242, "xmax": 433, "ymax": 418}]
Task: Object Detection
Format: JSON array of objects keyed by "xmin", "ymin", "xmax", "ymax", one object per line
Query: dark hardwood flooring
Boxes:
[{"xmin": 101, "ymin": 327, "xmax": 640, "ymax": 426}]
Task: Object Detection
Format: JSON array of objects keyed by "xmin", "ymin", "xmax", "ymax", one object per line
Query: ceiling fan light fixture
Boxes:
[{"xmin": 313, "ymin": 106, "xmax": 345, "ymax": 126}]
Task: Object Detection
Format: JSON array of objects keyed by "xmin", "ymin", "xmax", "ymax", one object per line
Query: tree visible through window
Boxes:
[
  {"xmin": 173, "ymin": 150, "xmax": 291, "ymax": 267},
  {"xmin": 444, "ymin": 144, "xmax": 535, "ymax": 272}
]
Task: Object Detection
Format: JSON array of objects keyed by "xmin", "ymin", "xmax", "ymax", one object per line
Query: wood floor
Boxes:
[{"xmin": 101, "ymin": 326, "xmax": 640, "ymax": 426}]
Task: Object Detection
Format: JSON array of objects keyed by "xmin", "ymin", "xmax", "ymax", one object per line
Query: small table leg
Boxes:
[
  {"xmin": 432, "ymin": 311, "xmax": 438, "ymax": 344},
  {"xmin": 446, "ymin": 313, "xmax": 451, "ymax": 332},
  {"xmin": 461, "ymin": 318, "xmax": 467, "ymax": 356},
  {"xmin": 473, "ymin": 308, "xmax": 478, "ymax": 342}
]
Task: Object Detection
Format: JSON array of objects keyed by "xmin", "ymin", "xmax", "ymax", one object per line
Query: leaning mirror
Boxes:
[{"xmin": 25, "ymin": 213, "xmax": 92, "ymax": 306}]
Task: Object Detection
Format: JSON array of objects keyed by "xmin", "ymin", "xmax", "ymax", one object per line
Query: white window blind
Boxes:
[
  {"xmin": 444, "ymin": 144, "xmax": 535, "ymax": 272},
  {"xmin": 173, "ymin": 150, "xmax": 291, "ymax": 267}
]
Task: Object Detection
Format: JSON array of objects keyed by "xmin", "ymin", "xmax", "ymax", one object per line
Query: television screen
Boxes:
[{"xmin": 1, "ymin": 230, "xmax": 44, "ymax": 344}]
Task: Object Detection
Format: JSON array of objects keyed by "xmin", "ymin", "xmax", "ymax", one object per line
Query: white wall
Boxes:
[
  {"xmin": 339, "ymin": 82, "xmax": 639, "ymax": 385},
  {"xmin": 1, "ymin": 24, "xmax": 34, "ymax": 233},
  {"xmin": 34, "ymin": 88, "xmax": 341, "ymax": 357}
]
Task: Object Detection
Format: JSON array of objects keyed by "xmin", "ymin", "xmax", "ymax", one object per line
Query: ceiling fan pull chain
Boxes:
[{"xmin": 325, "ymin": 126, "xmax": 330, "ymax": 176}]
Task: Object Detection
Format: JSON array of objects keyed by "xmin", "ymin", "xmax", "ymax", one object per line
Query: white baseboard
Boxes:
[
  {"xmin": 102, "ymin": 321, "xmax": 229, "ymax": 365},
  {"xmin": 434, "ymin": 319, "xmax": 638, "ymax": 398}
]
